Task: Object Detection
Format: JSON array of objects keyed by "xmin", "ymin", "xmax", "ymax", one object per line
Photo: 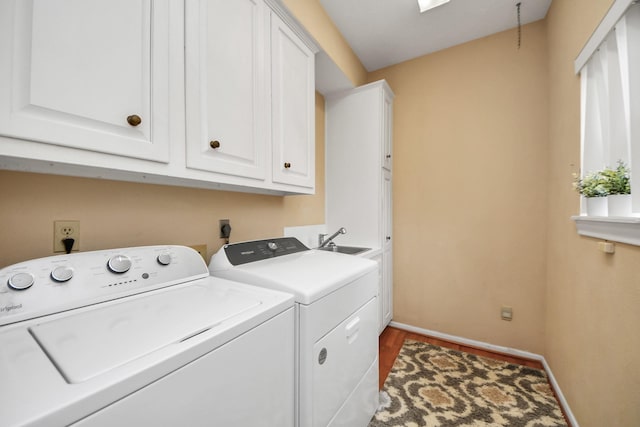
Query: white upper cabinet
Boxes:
[
  {"xmin": 270, "ymin": 12, "xmax": 315, "ymax": 189},
  {"xmin": 185, "ymin": 0, "xmax": 316, "ymax": 191},
  {"xmin": 0, "ymin": 0, "xmax": 170, "ymax": 163},
  {"xmin": 0, "ymin": 0, "xmax": 317, "ymax": 195},
  {"xmin": 185, "ymin": 0, "xmax": 267, "ymax": 180}
]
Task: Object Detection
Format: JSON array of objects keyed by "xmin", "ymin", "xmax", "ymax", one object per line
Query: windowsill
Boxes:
[{"xmin": 571, "ymin": 215, "xmax": 640, "ymax": 246}]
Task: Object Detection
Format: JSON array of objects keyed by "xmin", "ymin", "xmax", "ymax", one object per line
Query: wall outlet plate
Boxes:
[
  {"xmin": 501, "ymin": 306, "xmax": 513, "ymax": 321},
  {"xmin": 53, "ymin": 220, "xmax": 80, "ymax": 253},
  {"xmin": 219, "ymin": 219, "xmax": 231, "ymax": 238},
  {"xmin": 597, "ymin": 241, "xmax": 615, "ymax": 253}
]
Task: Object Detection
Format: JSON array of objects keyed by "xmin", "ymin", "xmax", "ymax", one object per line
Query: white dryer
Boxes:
[
  {"xmin": 0, "ymin": 245, "xmax": 295, "ymax": 427},
  {"xmin": 209, "ymin": 237, "xmax": 379, "ymax": 427}
]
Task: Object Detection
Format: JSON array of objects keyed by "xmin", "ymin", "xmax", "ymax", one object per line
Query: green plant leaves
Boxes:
[{"xmin": 575, "ymin": 160, "xmax": 630, "ymax": 197}]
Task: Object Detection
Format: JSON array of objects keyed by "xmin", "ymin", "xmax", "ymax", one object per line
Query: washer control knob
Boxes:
[
  {"xmin": 157, "ymin": 253, "xmax": 172, "ymax": 266},
  {"xmin": 51, "ymin": 266, "xmax": 74, "ymax": 282},
  {"xmin": 8, "ymin": 272, "xmax": 35, "ymax": 290},
  {"xmin": 267, "ymin": 242, "xmax": 278, "ymax": 251},
  {"xmin": 107, "ymin": 255, "xmax": 132, "ymax": 274}
]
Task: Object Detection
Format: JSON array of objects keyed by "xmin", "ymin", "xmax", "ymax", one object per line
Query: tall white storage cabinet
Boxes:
[{"xmin": 325, "ymin": 80, "xmax": 394, "ymax": 333}]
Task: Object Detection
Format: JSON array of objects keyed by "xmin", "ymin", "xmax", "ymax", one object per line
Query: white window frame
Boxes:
[{"xmin": 573, "ymin": 0, "xmax": 640, "ymax": 245}]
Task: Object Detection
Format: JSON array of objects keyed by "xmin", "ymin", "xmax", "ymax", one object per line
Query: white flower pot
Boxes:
[
  {"xmin": 607, "ymin": 194, "xmax": 632, "ymax": 216},
  {"xmin": 586, "ymin": 197, "xmax": 608, "ymax": 216}
]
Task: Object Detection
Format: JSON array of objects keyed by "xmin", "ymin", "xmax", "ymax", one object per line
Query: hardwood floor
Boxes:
[{"xmin": 378, "ymin": 326, "xmax": 544, "ymax": 389}]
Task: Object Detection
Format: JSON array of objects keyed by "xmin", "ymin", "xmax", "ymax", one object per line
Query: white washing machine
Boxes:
[
  {"xmin": 209, "ymin": 237, "xmax": 379, "ymax": 427},
  {"xmin": 0, "ymin": 245, "xmax": 295, "ymax": 427}
]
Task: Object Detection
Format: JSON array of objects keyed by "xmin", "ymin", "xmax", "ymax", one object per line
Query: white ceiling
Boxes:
[{"xmin": 319, "ymin": 0, "xmax": 552, "ymax": 72}]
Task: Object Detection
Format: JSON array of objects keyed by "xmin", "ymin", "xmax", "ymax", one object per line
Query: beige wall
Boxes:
[
  {"xmin": 0, "ymin": 93, "xmax": 325, "ymax": 267},
  {"xmin": 282, "ymin": 0, "xmax": 367, "ymax": 86},
  {"xmin": 546, "ymin": 0, "xmax": 640, "ymax": 425},
  {"xmin": 368, "ymin": 21, "xmax": 550, "ymax": 354},
  {"xmin": 366, "ymin": 1, "xmax": 640, "ymax": 424}
]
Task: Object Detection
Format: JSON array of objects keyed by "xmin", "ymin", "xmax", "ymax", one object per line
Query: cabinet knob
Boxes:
[
  {"xmin": 210, "ymin": 140, "xmax": 221, "ymax": 149},
  {"xmin": 386, "ymin": 236, "xmax": 391, "ymax": 241},
  {"xmin": 386, "ymin": 154, "xmax": 391, "ymax": 159},
  {"xmin": 284, "ymin": 162, "xmax": 291, "ymax": 169},
  {"xmin": 126, "ymin": 115, "xmax": 142, "ymax": 127}
]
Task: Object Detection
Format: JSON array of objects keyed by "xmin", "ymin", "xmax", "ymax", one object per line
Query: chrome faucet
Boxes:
[{"xmin": 318, "ymin": 227, "xmax": 346, "ymax": 248}]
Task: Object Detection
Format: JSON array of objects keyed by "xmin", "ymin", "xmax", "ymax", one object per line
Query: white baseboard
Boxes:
[{"xmin": 388, "ymin": 321, "xmax": 579, "ymax": 427}]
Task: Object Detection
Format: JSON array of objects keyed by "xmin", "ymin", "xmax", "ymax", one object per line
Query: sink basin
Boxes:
[{"xmin": 317, "ymin": 246, "xmax": 371, "ymax": 255}]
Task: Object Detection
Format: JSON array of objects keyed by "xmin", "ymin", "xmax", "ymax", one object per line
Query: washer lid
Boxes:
[{"xmin": 29, "ymin": 281, "xmax": 261, "ymax": 383}]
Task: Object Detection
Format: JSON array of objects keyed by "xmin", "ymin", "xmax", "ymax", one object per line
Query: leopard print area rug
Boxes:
[{"xmin": 369, "ymin": 340, "xmax": 568, "ymax": 426}]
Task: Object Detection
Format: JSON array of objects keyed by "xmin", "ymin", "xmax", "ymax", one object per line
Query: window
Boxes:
[{"xmin": 573, "ymin": 0, "xmax": 640, "ymax": 245}]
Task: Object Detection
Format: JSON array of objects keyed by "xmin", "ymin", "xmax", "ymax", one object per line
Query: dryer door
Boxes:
[{"xmin": 311, "ymin": 297, "xmax": 378, "ymax": 427}]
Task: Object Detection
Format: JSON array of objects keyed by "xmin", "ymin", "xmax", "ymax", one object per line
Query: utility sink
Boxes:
[{"xmin": 317, "ymin": 246, "xmax": 370, "ymax": 255}]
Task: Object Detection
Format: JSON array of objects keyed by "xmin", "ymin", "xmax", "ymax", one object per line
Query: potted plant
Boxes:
[
  {"xmin": 574, "ymin": 170, "xmax": 609, "ymax": 216},
  {"xmin": 601, "ymin": 160, "xmax": 631, "ymax": 216}
]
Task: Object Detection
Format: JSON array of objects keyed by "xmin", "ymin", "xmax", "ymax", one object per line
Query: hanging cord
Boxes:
[{"xmin": 516, "ymin": 2, "xmax": 522, "ymax": 49}]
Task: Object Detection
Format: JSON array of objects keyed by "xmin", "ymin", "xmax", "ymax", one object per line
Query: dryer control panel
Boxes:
[
  {"xmin": 223, "ymin": 237, "xmax": 309, "ymax": 266},
  {"xmin": 0, "ymin": 246, "xmax": 209, "ymax": 326}
]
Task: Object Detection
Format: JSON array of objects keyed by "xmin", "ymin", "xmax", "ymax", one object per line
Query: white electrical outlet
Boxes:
[{"xmin": 53, "ymin": 220, "xmax": 80, "ymax": 253}]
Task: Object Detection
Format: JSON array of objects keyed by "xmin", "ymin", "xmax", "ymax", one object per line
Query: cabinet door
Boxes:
[
  {"xmin": 271, "ymin": 12, "xmax": 315, "ymax": 189},
  {"xmin": 185, "ymin": 0, "xmax": 266, "ymax": 180},
  {"xmin": 383, "ymin": 169, "xmax": 392, "ymax": 250},
  {"xmin": 0, "ymin": 0, "xmax": 170, "ymax": 162},
  {"xmin": 382, "ymin": 90, "xmax": 393, "ymax": 171},
  {"xmin": 370, "ymin": 254, "xmax": 384, "ymax": 334},
  {"xmin": 382, "ymin": 249, "xmax": 393, "ymax": 329},
  {"xmin": 382, "ymin": 170, "xmax": 393, "ymax": 329}
]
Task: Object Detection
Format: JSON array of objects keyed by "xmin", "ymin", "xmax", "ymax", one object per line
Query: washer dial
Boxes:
[
  {"xmin": 107, "ymin": 255, "xmax": 132, "ymax": 274},
  {"xmin": 51, "ymin": 266, "xmax": 74, "ymax": 282},
  {"xmin": 8, "ymin": 272, "xmax": 35, "ymax": 290},
  {"xmin": 157, "ymin": 253, "xmax": 172, "ymax": 266}
]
